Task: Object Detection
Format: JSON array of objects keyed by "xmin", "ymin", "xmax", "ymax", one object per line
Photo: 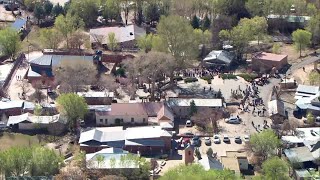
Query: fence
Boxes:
[{"xmin": 1, "ymin": 53, "xmax": 25, "ymax": 90}]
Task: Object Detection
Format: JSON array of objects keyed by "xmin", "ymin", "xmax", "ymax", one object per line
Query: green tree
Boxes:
[
  {"xmin": 56, "ymin": 93, "xmax": 88, "ymax": 131},
  {"xmin": 202, "ymin": 15, "xmax": 211, "ymax": 30},
  {"xmin": 189, "ymin": 99, "xmax": 197, "ymax": 116},
  {"xmin": 292, "ymin": 29, "xmax": 312, "ymax": 57},
  {"xmin": 101, "ymin": 0, "xmax": 120, "ymax": 23},
  {"xmin": 40, "ymin": 28, "xmax": 62, "ymax": 49},
  {"xmin": 160, "ymin": 164, "xmax": 236, "ymax": 180},
  {"xmin": 34, "ymin": 3, "xmax": 45, "ymax": 24},
  {"xmin": 191, "ymin": 15, "xmax": 200, "ymax": 29},
  {"xmin": 0, "ymin": 27, "xmax": 21, "ymax": 60},
  {"xmin": 68, "ymin": 0, "xmax": 99, "ymax": 27},
  {"xmin": 156, "ymin": 15, "xmax": 198, "ymax": 82},
  {"xmin": 137, "ymin": 34, "xmax": 153, "ymax": 53},
  {"xmin": 54, "ymin": 13, "xmax": 84, "ymax": 48},
  {"xmin": 245, "ymin": 0, "xmax": 269, "ymax": 17},
  {"xmin": 307, "ymin": 12, "xmax": 320, "ymax": 46},
  {"xmin": 52, "ymin": 3, "xmax": 64, "ymax": 17},
  {"xmin": 306, "ymin": 112, "xmax": 315, "ymax": 124},
  {"xmin": 262, "ymin": 156, "xmax": 289, "ymax": 180},
  {"xmin": 308, "ymin": 71, "xmax": 320, "ymax": 86},
  {"xmin": 96, "ymin": 154, "xmax": 105, "ymax": 168},
  {"xmin": 249, "ymin": 129, "xmax": 281, "ymax": 161},
  {"xmin": 30, "ymin": 146, "xmax": 62, "ymax": 176},
  {"xmin": 272, "ymin": 43, "xmax": 281, "ymax": 54},
  {"xmin": 44, "ymin": 1, "xmax": 54, "ymax": 17},
  {"xmin": 144, "ymin": 1, "xmax": 160, "ymax": 26},
  {"xmin": 107, "ymin": 32, "xmax": 118, "ymax": 51},
  {"xmin": 118, "ymin": 154, "xmax": 150, "ymax": 180}
]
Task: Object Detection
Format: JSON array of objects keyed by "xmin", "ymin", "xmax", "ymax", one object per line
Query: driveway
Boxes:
[{"xmin": 287, "ymin": 54, "xmax": 319, "ymax": 75}]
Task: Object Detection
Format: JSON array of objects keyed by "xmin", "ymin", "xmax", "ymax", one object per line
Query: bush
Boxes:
[
  {"xmin": 184, "ymin": 77, "xmax": 198, "ymax": 83},
  {"xmin": 221, "ymin": 74, "xmax": 237, "ymax": 80},
  {"xmin": 237, "ymin": 73, "xmax": 258, "ymax": 82},
  {"xmin": 194, "ymin": 148, "xmax": 202, "ymax": 160},
  {"xmin": 173, "ymin": 76, "xmax": 183, "ymax": 81},
  {"xmin": 115, "ymin": 68, "xmax": 125, "ymax": 77},
  {"xmin": 206, "ymin": 147, "xmax": 213, "ymax": 157},
  {"xmin": 201, "ymin": 75, "xmax": 212, "ymax": 81}
]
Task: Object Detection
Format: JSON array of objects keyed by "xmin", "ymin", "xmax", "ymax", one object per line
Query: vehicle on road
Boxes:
[
  {"xmin": 213, "ymin": 135, "xmax": 221, "ymax": 144},
  {"xmin": 244, "ymin": 135, "xmax": 250, "ymax": 143},
  {"xmin": 235, "ymin": 136, "xmax": 242, "ymax": 144},
  {"xmin": 191, "ymin": 136, "xmax": 201, "ymax": 147},
  {"xmin": 185, "ymin": 120, "xmax": 193, "ymax": 127},
  {"xmin": 223, "ymin": 135, "xmax": 230, "ymax": 143},
  {"xmin": 225, "ymin": 117, "xmax": 241, "ymax": 124},
  {"xmin": 204, "ymin": 137, "xmax": 211, "ymax": 146}
]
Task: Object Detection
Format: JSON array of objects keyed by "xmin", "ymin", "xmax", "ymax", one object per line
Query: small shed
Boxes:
[
  {"xmin": 268, "ymin": 99, "xmax": 286, "ymax": 123},
  {"xmin": 252, "ymin": 52, "xmax": 288, "ymax": 73}
]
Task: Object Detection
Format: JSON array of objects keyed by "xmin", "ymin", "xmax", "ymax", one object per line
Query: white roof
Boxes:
[
  {"xmin": 168, "ymin": 98, "xmax": 223, "ymax": 107},
  {"xmin": 90, "ymin": 25, "xmax": 146, "ymax": 44},
  {"xmin": 79, "ymin": 126, "xmax": 172, "ymax": 144},
  {"xmin": 268, "ymin": 99, "xmax": 285, "ymax": 116},
  {"xmin": 282, "ymin": 127, "xmax": 320, "ymax": 144},
  {"xmin": 295, "ymin": 85, "xmax": 319, "ymax": 98},
  {"xmin": 295, "ymin": 91, "xmax": 320, "ymax": 110},
  {"xmin": 160, "ymin": 122, "xmax": 174, "ymax": 129},
  {"xmin": 0, "ymin": 100, "xmax": 24, "ymax": 110},
  {"xmin": 198, "ymin": 155, "xmax": 223, "ymax": 171},
  {"xmin": 86, "ymin": 148, "xmax": 139, "ymax": 169},
  {"xmin": 7, "ymin": 113, "xmax": 65, "ymax": 126},
  {"xmin": 77, "ymin": 91, "xmax": 114, "ymax": 98},
  {"xmin": 125, "ymin": 126, "xmax": 172, "ymax": 140}
]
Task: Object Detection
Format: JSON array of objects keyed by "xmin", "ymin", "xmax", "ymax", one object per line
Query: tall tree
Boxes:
[
  {"xmin": 160, "ymin": 164, "xmax": 236, "ymax": 180},
  {"xmin": 292, "ymin": 29, "xmax": 312, "ymax": 57},
  {"xmin": 52, "ymin": 3, "xmax": 64, "ymax": 17},
  {"xmin": 211, "ymin": 15, "xmax": 233, "ymax": 49},
  {"xmin": 137, "ymin": 34, "xmax": 154, "ymax": 53},
  {"xmin": 144, "ymin": 1, "xmax": 160, "ymax": 26},
  {"xmin": 43, "ymin": 1, "xmax": 54, "ymax": 18},
  {"xmin": 0, "ymin": 27, "xmax": 21, "ymax": 60},
  {"xmin": 307, "ymin": 12, "xmax": 320, "ymax": 46},
  {"xmin": 202, "ymin": 15, "xmax": 211, "ymax": 30},
  {"xmin": 262, "ymin": 156, "xmax": 289, "ymax": 180},
  {"xmin": 56, "ymin": 93, "xmax": 88, "ymax": 131},
  {"xmin": 308, "ymin": 71, "xmax": 320, "ymax": 86},
  {"xmin": 107, "ymin": 32, "xmax": 118, "ymax": 51},
  {"xmin": 40, "ymin": 28, "xmax": 62, "ymax": 49},
  {"xmin": 68, "ymin": 0, "xmax": 99, "ymax": 27},
  {"xmin": 34, "ymin": 3, "xmax": 45, "ymax": 25},
  {"xmin": 54, "ymin": 13, "xmax": 84, "ymax": 49},
  {"xmin": 156, "ymin": 15, "xmax": 198, "ymax": 70},
  {"xmin": 189, "ymin": 99, "xmax": 197, "ymax": 116},
  {"xmin": 249, "ymin": 129, "xmax": 281, "ymax": 161},
  {"xmin": 53, "ymin": 60, "xmax": 97, "ymax": 93},
  {"xmin": 101, "ymin": 0, "xmax": 120, "ymax": 23},
  {"xmin": 191, "ymin": 15, "xmax": 200, "ymax": 29}
]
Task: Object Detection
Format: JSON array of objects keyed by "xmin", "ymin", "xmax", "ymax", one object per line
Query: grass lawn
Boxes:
[{"xmin": 0, "ymin": 132, "xmax": 42, "ymax": 151}]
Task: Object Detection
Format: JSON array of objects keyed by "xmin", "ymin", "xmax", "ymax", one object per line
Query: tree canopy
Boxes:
[
  {"xmin": 249, "ymin": 129, "xmax": 281, "ymax": 161},
  {"xmin": 262, "ymin": 156, "xmax": 289, "ymax": 180},
  {"xmin": 0, "ymin": 27, "xmax": 21, "ymax": 59},
  {"xmin": 160, "ymin": 164, "xmax": 237, "ymax": 180},
  {"xmin": 292, "ymin": 29, "xmax": 312, "ymax": 57},
  {"xmin": 56, "ymin": 93, "xmax": 88, "ymax": 130}
]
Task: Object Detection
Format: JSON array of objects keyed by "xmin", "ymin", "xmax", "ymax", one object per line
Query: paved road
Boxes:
[{"xmin": 287, "ymin": 54, "xmax": 319, "ymax": 75}]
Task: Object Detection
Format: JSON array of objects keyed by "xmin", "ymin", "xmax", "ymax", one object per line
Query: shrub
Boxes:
[
  {"xmin": 221, "ymin": 74, "xmax": 237, "ymax": 80},
  {"xmin": 237, "ymin": 73, "xmax": 258, "ymax": 82},
  {"xmin": 173, "ymin": 76, "xmax": 183, "ymax": 81},
  {"xmin": 206, "ymin": 147, "xmax": 213, "ymax": 157},
  {"xmin": 194, "ymin": 148, "xmax": 202, "ymax": 160},
  {"xmin": 115, "ymin": 68, "xmax": 125, "ymax": 77},
  {"xmin": 184, "ymin": 77, "xmax": 198, "ymax": 83},
  {"xmin": 201, "ymin": 75, "xmax": 212, "ymax": 81}
]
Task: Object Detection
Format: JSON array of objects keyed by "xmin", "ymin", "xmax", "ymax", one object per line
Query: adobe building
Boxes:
[{"xmin": 252, "ymin": 52, "xmax": 288, "ymax": 73}]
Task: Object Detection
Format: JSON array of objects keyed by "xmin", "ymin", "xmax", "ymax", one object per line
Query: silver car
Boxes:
[{"xmin": 213, "ymin": 135, "xmax": 221, "ymax": 144}]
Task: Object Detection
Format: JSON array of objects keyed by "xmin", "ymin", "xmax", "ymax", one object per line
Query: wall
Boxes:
[
  {"xmin": 2, "ymin": 54, "xmax": 25, "ymax": 90},
  {"xmin": 171, "ymin": 106, "xmax": 222, "ymax": 119},
  {"xmin": 84, "ymin": 97, "xmax": 112, "ymax": 105},
  {"xmin": 95, "ymin": 114, "xmax": 148, "ymax": 126},
  {"xmin": 252, "ymin": 56, "xmax": 288, "ymax": 73}
]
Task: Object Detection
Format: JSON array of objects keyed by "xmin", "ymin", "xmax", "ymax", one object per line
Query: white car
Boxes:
[
  {"xmin": 213, "ymin": 135, "xmax": 221, "ymax": 144},
  {"xmin": 186, "ymin": 120, "xmax": 193, "ymax": 127},
  {"xmin": 244, "ymin": 135, "xmax": 250, "ymax": 142},
  {"xmin": 225, "ymin": 117, "xmax": 241, "ymax": 124},
  {"xmin": 204, "ymin": 137, "xmax": 211, "ymax": 145}
]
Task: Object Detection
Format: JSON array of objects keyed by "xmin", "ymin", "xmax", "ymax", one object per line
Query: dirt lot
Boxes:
[
  {"xmin": 0, "ymin": 5, "xmax": 16, "ymax": 22},
  {"xmin": 291, "ymin": 63, "xmax": 317, "ymax": 85}
]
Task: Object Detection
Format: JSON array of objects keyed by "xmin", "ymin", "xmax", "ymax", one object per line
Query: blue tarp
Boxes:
[{"xmin": 11, "ymin": 18, "xmax": 27, "ymax": 31}]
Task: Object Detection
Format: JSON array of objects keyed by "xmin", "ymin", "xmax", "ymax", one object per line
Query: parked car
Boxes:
[
  {"xmin": 223, "ymin": 135, "xmax": 230, "ymax": 143},
  {"xmin": 234, "ymin": 136, "xmax": 242, "ymax": 144},
  {"xmin": 185, "ymin": 120, "xmax": 193, "ymax": 127},
  {"xmin": 182, "ymin": 132, "xmax": 194, "ymax": 137},
  {"xmin": 225, "ymin": 117, "xmax": 241, "ymax": 124},
  {"xmin": 213, "ymin": 135, "xmax": 221, "ymax": 144},
  {"xmin": 244, "ymin": 135, "xmax": 250, "ymax": 143},
  {"xmin": 204, "ymin": 137, "xmax": 211, "ymax": 146},
  {"xmin": 4, "ymin": 3, "xmax": 19, "ymax": 11},
  {"xmin": 191, "ymin": 136, "xmax": 201, "ymax": 146}
]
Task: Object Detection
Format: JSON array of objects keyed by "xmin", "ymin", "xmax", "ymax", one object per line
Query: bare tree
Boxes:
[
  {"xmin": 95, "ymin": 75, "xmax": 119, "ymax": 95},
  {"xmin": 55, "ymin": 165, "xmax": 86, "ymax": 180},
  {"xmin": 54, "ymin": 60, "xmax": 97, "ymax": 93},
  {"xmin": 69, "ymin": 31, "xmax": 89, "ymax": 50},
  {"xmin": 191, "ymin": 108, "xmax": 223, "ymax": 133},
  {"xmin": 18, "ymin": 79, "xmax": 30, "ymax": 99}
]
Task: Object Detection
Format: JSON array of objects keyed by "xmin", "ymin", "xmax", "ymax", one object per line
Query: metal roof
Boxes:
[
  {"xmin": 125, "ymin": 139, "xmax": 165, "ymax": 147},
  {"xmin": 167, "ymin": 98, "xmax": 223, "ymax": 107},
  {"xmin": 203, "ymin": 50, "xmax": 235, "ymax": 65},
  {"xmin": 30, "ymin": 55, "xmax": 93, "ymax": 66},
  {"xmin": 7, "ymin": 113, "xmax": 65, "ymax": 126},
  {"xmin": 77, "ymin": 91, "xmax": 114, "ymax": 98},
  {"xmin": 11, "ymin": 18, "xmax": 27, "ymax": 31},
  {"xmin": 0, "ymin": 100, "xmax": 24, "ymax": 110},
  {"xmin": 296, "ymin": 85, "xmax": 319, "ymax": 95}
]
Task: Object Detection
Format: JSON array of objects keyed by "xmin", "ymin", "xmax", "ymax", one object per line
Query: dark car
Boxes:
[
  {"xmin": 223, "ymin": 135, "xmax": 230, "ymax": 143},
  {"xmin": 191, "ymin": 136, "xmax": 201, "ymax": 147},
  {"xmin": 234, "ymin": 136, "xmax": 242, "ymax": 144},
  {"xmin": 5, "ymin": 3, "xmax": 19, "ymax": 11}
]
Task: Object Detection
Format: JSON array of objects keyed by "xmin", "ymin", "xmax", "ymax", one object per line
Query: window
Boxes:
[
  {"xmin": 131, "ymin": 118, "xmax": 134, "ymax": 123},
  {"xmin": 143, "ymin": 118, "xmax": 146, "ymax": 123},
  {"xmin": 100, "ymin": 119, "xmax": 103, "ymax": 123},
  {"xmin": 105, "ymin": 119, "xmax": 108, "ymax": 124}
]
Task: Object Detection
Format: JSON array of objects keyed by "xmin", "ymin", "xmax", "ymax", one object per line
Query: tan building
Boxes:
[
  {"xmin": 220, "ymin": 151, "xmax": 249, "ymax": 175},
  {"xmin": 167, "ymin": 98, "xmax": 223, "ymax": 119},
  {"xmin": 252, "ymin": 52, "xmax": 288, "ymax": 73},
  {"xmin": 95, "ymin": 102, "xmax": 174, "ymax": 127},
  {"xmin": 268, "ymin": 99, "xmax": 286, "ymax": 124}
]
